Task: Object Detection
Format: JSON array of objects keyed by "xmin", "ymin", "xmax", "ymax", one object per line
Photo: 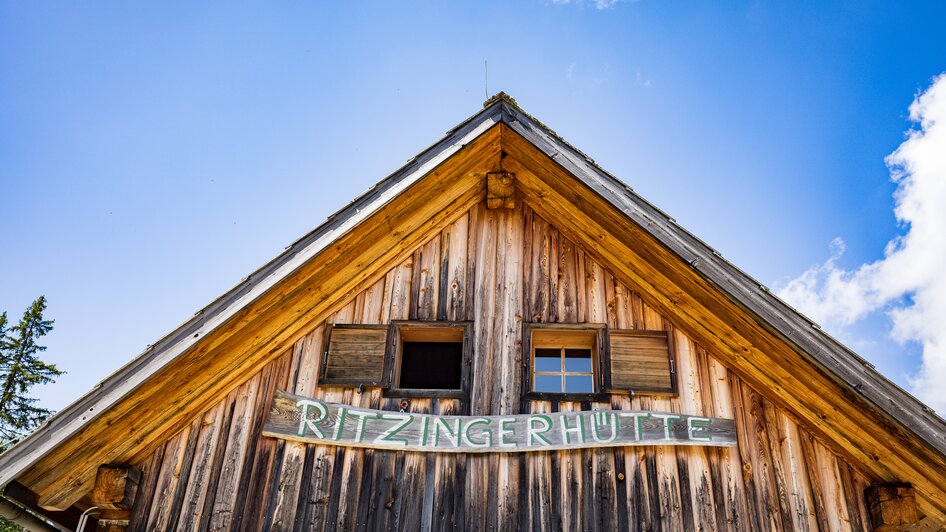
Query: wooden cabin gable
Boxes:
[
  {"xmin": 111, "ymin": 200, "xmax": 894, "ymax": 531},
  {"xmin": 3, "ymin": 95, "xmax": 944, "ymax": 530},
  {"xmin": 9, "ymin": 122, "xmax": 500, "ymax": 514}
]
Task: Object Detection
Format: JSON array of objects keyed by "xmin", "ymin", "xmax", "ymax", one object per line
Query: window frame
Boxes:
[
  {"xmin": 521, "ymin": 323, "xmax": 610, "ymax": 402},
  {"xmin": 382, "ymin": 320, "xmax": 473, "ymax": 399},
  {"xmin": 318, "ymin": 323, "xmax": 389, "ymax": 387},
  {"xmin": 605, "ymin": 329, "xmax": 678, "ymax": 396},
  {"xmin": 532, "ymin": 346, "xmax": 596, "ymax": 394}
]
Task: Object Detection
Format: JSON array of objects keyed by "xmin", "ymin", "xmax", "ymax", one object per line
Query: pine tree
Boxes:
[{"xmin": 0, "ymin": 296, "xmax": 62, "ymax": 451}]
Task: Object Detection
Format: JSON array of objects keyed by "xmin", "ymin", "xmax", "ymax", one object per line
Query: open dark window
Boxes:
[
  {"xmin": 384, "ymin": 321, "xmax": 472, "ymax": 398},
  {"xmin": 399, "ymin": 341, "xmax": 463, "ymax": 389}
]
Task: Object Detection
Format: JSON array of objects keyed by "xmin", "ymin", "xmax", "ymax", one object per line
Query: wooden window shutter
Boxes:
[
  {"xmin": 319, "ymin": 324, "xmax": 389, "ymax": 386},
  {"xmin": 607, "ymin": 329, "xmax": 676, "ymax": 394}
]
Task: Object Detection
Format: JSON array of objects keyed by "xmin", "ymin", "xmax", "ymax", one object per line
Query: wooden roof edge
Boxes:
[
  {"xmin": 0, "ymin": 101, "xmax": 506, "ymax": 489},
  {"xmin": 500, "ymin": 103, "xmax": 946, "ymax": 460},
  {"xmin": 3, "ymin": 93, "xmax": 943, "ymax": 494}
]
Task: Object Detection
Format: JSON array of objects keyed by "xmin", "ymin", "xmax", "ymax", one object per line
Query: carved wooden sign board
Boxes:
[{"xmin": 264, "ymin": 390, "xmax": 736, "ymax": 452}]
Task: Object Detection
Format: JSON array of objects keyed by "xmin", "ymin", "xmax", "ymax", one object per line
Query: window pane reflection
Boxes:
[
  {"xmin": 534, "ymin": 374, "xmax": 562, "ymax": 393},
  {"xmin": 535, "ymin": 350, "xmax": 561, "ymax": 372},
  {"xmin": 564, "ymin": 354, "xmax": 592, "ymax": 373},
  {"xmin": 565, "ymin": 375, "xmax": 594, "ymax": 393}
]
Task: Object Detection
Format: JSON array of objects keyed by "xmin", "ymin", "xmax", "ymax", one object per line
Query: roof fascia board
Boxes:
[
  {"xmin": 500, "ymin": 101, "xmax": 946, "ymax": 457},
  {"xmin": 0, "ymin": 103, "xmax": 504, "ymax": 488},
  {"xmin": 5, "ymin": 93, "xmax": 943, "ymax": 495}
]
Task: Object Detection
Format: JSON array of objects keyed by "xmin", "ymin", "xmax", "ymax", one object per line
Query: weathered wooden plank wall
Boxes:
[{"xmin": 127, "ymin": 202, "xmax": 878, "ymax": 531}]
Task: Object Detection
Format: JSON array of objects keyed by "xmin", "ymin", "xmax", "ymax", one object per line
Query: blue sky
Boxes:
[{"xmin": 2, "ymin": 1, "xmax": 945, "ymax": 412}]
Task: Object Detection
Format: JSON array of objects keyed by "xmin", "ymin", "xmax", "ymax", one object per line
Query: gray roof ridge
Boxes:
[
  {"xmin": 2, "ymin": 94, "xmax": 944, "ymax": 496},
  {"xmin": 500, "ymin": 102, "xmax": 946, "ymax": 458}
]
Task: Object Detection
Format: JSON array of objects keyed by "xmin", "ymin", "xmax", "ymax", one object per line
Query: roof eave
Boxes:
[
  {"xmin": 3, "ymin": 93, "xmax": 943, "ymax": 500},
  {"xmin": 0, "ymin": 99, "xmax": 506, "ymax": 489},
  {"xmin": 500, "ymin": 102, "xmax": 946, "ymax": 458}
]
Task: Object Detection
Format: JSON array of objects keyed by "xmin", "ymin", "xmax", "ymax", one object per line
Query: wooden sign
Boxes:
[{"xmin": 264, "ymin": 390, "xmax": 736, "ymax": 452}]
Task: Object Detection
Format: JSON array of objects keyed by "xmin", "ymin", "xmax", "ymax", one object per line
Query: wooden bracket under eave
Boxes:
[
  {"xmin": 487, "ymin": 171, "xmax": 516, "ymax": 209},
  {"xmin": 90, "ymin": 464, "xmax": 141, "ymax": 531},
  {"xmin": 866, "ymin": 482, "xmax": 919, "ymax": 530}
]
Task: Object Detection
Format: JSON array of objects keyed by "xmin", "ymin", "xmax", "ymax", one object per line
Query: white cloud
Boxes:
[
  {"xmin": 594, "ymin": 63, "xmax": 612, "ymax": 85},
  {"xmin": 778, "ymin": 73, "xmax": 946, "ymax": 412},
  {"xmin": 550, "ymin": 0, "xmax": 636, "ymax": 9},
  {"xmin": 565, "ymin": 62, "xmax": 612, "ymax": 86}
]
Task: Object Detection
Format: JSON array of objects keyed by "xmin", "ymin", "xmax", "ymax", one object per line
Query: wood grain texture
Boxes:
[
  {"xmin": 91, "ymin": 465, "xmax": 141, "ymax": 511},
  {"xmin": 100, "ymin": 200, "xmax": 891, "ymax": 530},
  {"xmin": 25, "ymin": 125, "xmax": 499, "ymax": 511},
  {"xmin": 486, "ymin": 171, "xmax": 516, "ymax": 209},
  {"xmin": 502, "ymin": 123, "xmax": 946, "ymax": 519},
  {"xmin": 610, "ymin": 330, "xmax": 673, "ymax": 392},
  {"xmin": 175, "ymin": 402, "xmax": 225, "ymax": 531},
  {"xmin": 320, "ymin": 324, "xmax": 388, "ymax": 385}
]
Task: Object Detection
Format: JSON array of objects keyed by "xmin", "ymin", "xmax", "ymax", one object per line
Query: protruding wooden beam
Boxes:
[
  {"xmin": 866, "ymin": 482, "xmax": 919, "ymax": 530},
  {"xmin": 90, "ymin": 465, "xmax": 140, "ymax": 530},
  {"xmin": 486, "ymin": 171, "xmax": 515, "ymax": 209},
  {"xmin": 91, "ymin": 464, "xmax": 140, "ymax": 511}
]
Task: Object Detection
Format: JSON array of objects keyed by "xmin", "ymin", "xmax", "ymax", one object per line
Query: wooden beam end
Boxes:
[
  {"xmin": 486, "ymin": 171, "xmax": 516, "ymax": 209},
  {"xmin": 866, "ymin": 482, "xmax": 919, "ymax": 530},
  {"xmin": 91, "ymin": 464, "xmax": 141, "ymax": 511}
]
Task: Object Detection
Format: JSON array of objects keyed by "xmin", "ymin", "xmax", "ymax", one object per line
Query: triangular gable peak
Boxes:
[{"xmin": 1, "ymin": 94, "xmax": 944, "ymax": 528}]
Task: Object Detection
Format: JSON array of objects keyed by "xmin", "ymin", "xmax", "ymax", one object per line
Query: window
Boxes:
[
  {"xmin": 384, "ymin": 321, "xmax": 472, "ymax": 398},
  {"xmin": 523, "ymin": 323, "xmax": 677, "ymax": 399},
  {"xmin": 607, "ymin": 329, "xmax": 676, "ymax": 395},
  {"xmin": 534, "ymin": 348, "xmax": 594, "ymax": 393},
  {"xmin": 524, "ymin": 323, "xmax": 607, "ymax": 399},
  {"xmin": 399, "ymin": 341, "xmax": 463, "ymax": 389},
  {"xmin": 319, "ymin": 324, "xmax": 389, "ymax": 386}
]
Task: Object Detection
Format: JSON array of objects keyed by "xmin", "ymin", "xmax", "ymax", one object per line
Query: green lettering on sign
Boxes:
[{"xmin": 264, "ymin": 390, "xmax": 737, "ymax": 453}]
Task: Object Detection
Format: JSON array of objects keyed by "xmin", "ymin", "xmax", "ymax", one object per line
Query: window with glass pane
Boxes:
[
  {"xmin": 527, "ymin": 325, "xmax": 603, "ymax": 396},
  {"xmin": 532, "ymin": 346, "xmax": 595, "ymax": 393}
]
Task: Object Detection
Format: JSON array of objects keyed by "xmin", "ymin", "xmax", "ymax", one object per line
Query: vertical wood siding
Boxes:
[{"xmin": 128, "ymin": 202, "xmax": 877, "ymax": 531}]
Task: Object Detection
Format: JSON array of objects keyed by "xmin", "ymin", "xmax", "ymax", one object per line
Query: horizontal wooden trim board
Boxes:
[{"xmin": 263, "ymin": 390, "xmax": 735, "ymax": 452}]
